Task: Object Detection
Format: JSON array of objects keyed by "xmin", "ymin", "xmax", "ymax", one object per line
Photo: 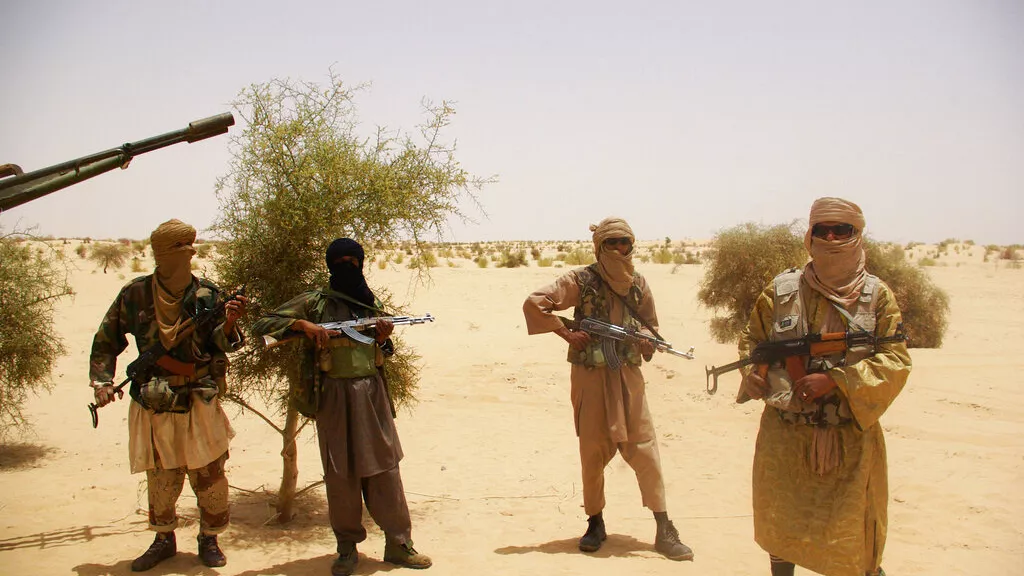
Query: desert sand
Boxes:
[{"xmin": 1, "ymin": 241, "xmax": 1022, "ymax": 575}]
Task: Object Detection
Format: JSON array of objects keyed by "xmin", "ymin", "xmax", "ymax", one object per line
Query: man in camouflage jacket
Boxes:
[{"xmin": 89, "ymin": 219, "xmax": 246, "ymax": 572}]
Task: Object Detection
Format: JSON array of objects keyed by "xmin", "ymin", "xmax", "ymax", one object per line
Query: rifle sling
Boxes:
[
  {"xmin": 156, "ymin": 355, "xmax": 197, "ymax": 378},
  {"xmin": 591, "ymin": 269, "xmax": 666, "ymax": 341}
]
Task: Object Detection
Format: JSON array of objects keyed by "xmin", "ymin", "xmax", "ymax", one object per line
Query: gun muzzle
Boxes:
[{"xmin": 186, "ymin": 113, "xmax": 235, "ymax": 143}]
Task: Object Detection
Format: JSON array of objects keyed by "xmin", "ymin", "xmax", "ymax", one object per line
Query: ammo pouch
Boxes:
[
  {"xmin": 130, "ymin": 365, "xmax": 221, "ymax": 414},
  {"xmin": 135, "ymin": 377, "xmax": 193, "ymax": 414}
]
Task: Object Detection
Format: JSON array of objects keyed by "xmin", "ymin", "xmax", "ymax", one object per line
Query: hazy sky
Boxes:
[{"xmin": 2, "ymin": 1, "xmax": 1021, "ymax": 245}]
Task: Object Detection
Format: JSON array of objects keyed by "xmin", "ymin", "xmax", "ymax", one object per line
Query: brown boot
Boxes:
[
  {"xmin": 383, "ymin": 540, "xmax": 432, "ymax": 569},
  {"xmin": 653, "ymin": 514, "xmax": 694, "ymax": 561},
  {"xmin": 131, "ymin": 531, "xmax": 176, "ymax": 572},
  {"xmin": 197, "ymin": 534, "xmax": 227, "ymax": 567},
  {"xmin": 331, "ymin": 541, "xmax": 358, "ymax": 576}
]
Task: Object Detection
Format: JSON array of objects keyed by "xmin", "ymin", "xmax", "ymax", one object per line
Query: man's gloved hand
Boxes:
[
  {"xmin": 90, "ymin": 381, "xmax": 122, "ymax": 407},
  {"xmin": 740, "ymin": 370, "xmax": 769, "ymax": 400}
]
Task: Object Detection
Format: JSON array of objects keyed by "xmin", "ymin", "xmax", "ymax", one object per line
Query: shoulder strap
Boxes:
[
  {"xmin": 590, "ymin": 270, "xmax": 665, "ymax": 341},
  {"xmin": 320, "ymin": 290, "xmax": 388, "ymax": 316}
]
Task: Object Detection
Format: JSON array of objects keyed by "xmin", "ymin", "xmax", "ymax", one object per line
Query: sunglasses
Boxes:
[
  {"xmin": 603, "ymin": 237, "xmax": 633, "ymax": 247},
  {"xmin": 811, "ymin": 223, "xmax": 856, "ymax": 239}
]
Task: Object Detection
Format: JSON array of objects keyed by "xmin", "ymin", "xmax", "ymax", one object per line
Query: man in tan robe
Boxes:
[
  {"xmin": 738, "ymin": 198, "xmax": 911, "ymax": 576},
  {"xmin": 523, "ymin": 217, "xmax": 693, "ymax": 561},
  {"xmin": 89, "ymin": 219, "xmax": 247, "ymax": 571}
]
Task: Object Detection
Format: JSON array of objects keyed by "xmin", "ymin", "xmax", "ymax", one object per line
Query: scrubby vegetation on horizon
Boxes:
[{"xmin": 698, "ymin": 222, "xmax": 951, "ymax": 348}]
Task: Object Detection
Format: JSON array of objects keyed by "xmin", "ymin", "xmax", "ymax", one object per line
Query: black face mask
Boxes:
[{"xmin": 329, "ymin": 260, "xmax": 374, "ymax": 307}]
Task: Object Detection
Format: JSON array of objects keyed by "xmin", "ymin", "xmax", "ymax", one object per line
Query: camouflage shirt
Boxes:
[{"xmin": 89, "ymin": 275, "xmax": 245, "ymax": 383}]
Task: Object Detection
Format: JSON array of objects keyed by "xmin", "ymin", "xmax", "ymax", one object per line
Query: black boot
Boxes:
[
  {"xmin": 653, "ymin": 512, "xmax": 694, "ymax": 561},
  {"xmin": 770, "ymin": 555, "xmax": 795, "ymax": 576},
  {"xmin": 197, "ymin": 533, "xmax": 227, "ymax": 568},
  {"xmin": 578, "ymin": 512, "xmax": 607, "ymax": 552},
  {"xmin": 131, "ymin": 531, "xmax": 176, "ymax": 572}
]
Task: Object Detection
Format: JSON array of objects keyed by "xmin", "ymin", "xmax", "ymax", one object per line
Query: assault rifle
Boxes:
[
  {"xmin": 703, "ymin": 324, "xmax": 907, "ymax": 395},
  {"xmin": 87, "ymin": 285, "xmax": 246, "ymax": 428},
  {"xmin": 561, "ymin": 316, "xmax": 695, "ymax": 368},
  {"xmin": 1, "ymin": 113, "xmax": 234, "ymax": 212},
  {"xmin": 262, "ymin": 313, "xmax": 436, "ymax": 348}
]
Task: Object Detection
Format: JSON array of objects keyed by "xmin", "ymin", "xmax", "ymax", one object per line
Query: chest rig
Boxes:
[
  {"xmin": 568, "ymin": 264, "xmax": 645, "ymax": 368},
  {"xmin": 314, "ymin": 291, "xmax": 381, "ymax": 379},
  {"xmin": 768, "ymin": 268, "xmax": 879, "ymax": 426}
]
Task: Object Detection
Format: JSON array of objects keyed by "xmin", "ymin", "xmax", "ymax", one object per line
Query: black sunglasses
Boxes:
[
  {"xmin": 603, "ymin": 237, "xmax": 633, "ymax": 247},
  {"xmin": 811, "ymin": 223, "xmax": 856, "ymax": 239}
]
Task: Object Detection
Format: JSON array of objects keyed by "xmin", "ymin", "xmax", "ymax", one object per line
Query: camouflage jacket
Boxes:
[{"xmin": 89, "ymin": 275, "xmax": 245, "ymax": 383}]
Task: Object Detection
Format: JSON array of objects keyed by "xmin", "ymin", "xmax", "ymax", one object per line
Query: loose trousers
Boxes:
[
  {"xmin": 146, "ymin": 451, "xmax": 229, "ymax": 534},
  {"xmin": 326, "ymin": 464, "xmax": 413, "ymax": 550}
]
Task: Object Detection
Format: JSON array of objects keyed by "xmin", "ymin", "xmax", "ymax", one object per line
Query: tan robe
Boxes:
[
  {"xmin": 524, "ymin": 269, "xmax": 666, "ymax": 515},
  {"xmin": 738, "ymin": 278, "xmax": 911, "ymax": 576}
]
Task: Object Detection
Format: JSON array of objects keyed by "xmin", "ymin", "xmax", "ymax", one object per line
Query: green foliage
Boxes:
[
  {"xmin": 530, "ymin": 247, "xmax": 541, "ymax": 260},
  {"xmin": 475, "ymin": 255, "xmax": 489, "ymax": 268},
  {"xmin": 89, "ymin": 242, "xmax": 129, "ymax": 273},
  {"xmin": 0, "ymin": 233, "xmax": 72, "ymax": 438},
  {"xmin": 499, "ymin": 249, "xmax": 528, "ymax": 268},
  {"xmin": 209, "ymin": 73, "xmax": 489, "ymax": 520},
  {"xmin": 917, "ymin": 257, "xmax": 937, "ymax": 267},
  {"xmin": 537, "ymin": 257, "xmax": 554, "ymax": 267},
  {"xmin": 212, "ymin": 72, "xmax": 487, "ymax": 403},
  {"xmin": 698, "ymin": 222, "xmax": 807, "ymax": 343},
  {"xmin": 863, "ymin": 241, "xmax": 949, "ymax": 348},
  {"xmin": 408, "ymin": 250, "xmax": 438, "ymax": 269},
  {"xmin": 75, "ymin": 244, "xmax": 87, "ymax": 258},
  {"xmin": 651, "ymin": 247, "xmax": 674, "ymax": 264},
  {"xmin": 563, "ymin": 247, "xmax": 596, "ymax": 266}
]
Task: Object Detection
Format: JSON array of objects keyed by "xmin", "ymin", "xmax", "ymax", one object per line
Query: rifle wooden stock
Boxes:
[{"xmin": 704, "ymin": 324, "xmax": 907, "ymax": 396}]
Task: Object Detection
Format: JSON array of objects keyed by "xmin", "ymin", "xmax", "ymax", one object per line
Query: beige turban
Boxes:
[
  {"xmin": 150, "ymin": 219, "xmax": 197, "ymax": 349},
  {"xmin": 802, "ymin": 197, "xmax": 867, "ymax": 309},
  {"xmin": 590, "ymin": 217, "xmax": 635, "ymax": 296}
]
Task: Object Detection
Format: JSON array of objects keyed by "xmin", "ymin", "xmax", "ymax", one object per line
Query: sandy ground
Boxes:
[{"xmin": 1, "ymin": 242, "xmax": 1022, "ymax": 575}]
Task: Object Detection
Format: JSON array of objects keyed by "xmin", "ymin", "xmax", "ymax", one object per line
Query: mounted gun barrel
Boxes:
[{"xmin": 1, "ymin": 112, "xmax": 234, "ymax": 212}]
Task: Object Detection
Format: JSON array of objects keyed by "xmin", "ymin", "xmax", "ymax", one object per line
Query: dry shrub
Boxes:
[
  {"xmin": 0, "ymin": 234, "xmax": 72, "ymax": 438},
  {"xmin": 89, "ymin": 242, "xmax": 129, "ymax": 273},
  {"xmin": 864, "ymin": 241, "xmax": 949, "ymax": 348},
  {"xmin": 500, "ymin": 249, "xmax": 528, "ymax": 268},
  {"xmin": 475, "ymin": 256, "xmax": 489, "ymax": 268},
  {"xmin": 563, "ymin": 247, "xmax": 595, "ymax": 266},
  {"xmin": 195, "ymin": 244, "xmax": 214, "ymax": 259},
  {"xmin": 699, "ymin": 222, "xmax": 806, "ymax": 343},
  {"xmin": 699, "ymin": 222, "xmax": 950, "ymax": 349}
]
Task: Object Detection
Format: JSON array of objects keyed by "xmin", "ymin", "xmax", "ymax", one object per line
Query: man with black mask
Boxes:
[{"xmin": 253, "ymin": 238, "xmax": 431, "ymax": 576}]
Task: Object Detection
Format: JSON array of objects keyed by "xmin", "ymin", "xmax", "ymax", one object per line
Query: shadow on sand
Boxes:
[
  {"xmin": 0, "ymin": 441, "xmax": 57, "ymax": 470},
  {"xmin": 494, "ymin": 533, "xmax": 654, "ymax": 559}
]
